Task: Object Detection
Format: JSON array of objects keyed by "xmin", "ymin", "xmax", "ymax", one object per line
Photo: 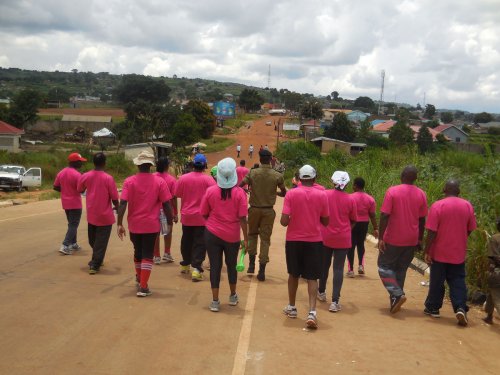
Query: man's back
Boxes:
[{"xmin": 243, "ymin": 165, "xmax": 284, "ymax": 207}]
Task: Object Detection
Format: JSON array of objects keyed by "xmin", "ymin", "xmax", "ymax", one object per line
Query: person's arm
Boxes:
[
  {"xmin": 320, "ymin": 216, "xmax": 329, "ymax": 227},
  {"xmin": 277, "ymin": 182, "xmax": 287, "ymax": 197},
  {"xmin": 369, "ymin": 212, "xmax": 379, "ymax": 238},
  {"xmin": 162, "ymin": 201, "xmax": 173, "ymax": 225},
  {"xmin": 240, "ymin": 217, "xmax": 248, "ymax": 250},
  {"xmin": 53, "ymin": 185, "xmax": 61, "ymax": 192},
  {"xmin": 117, "ymin": 200, "xmax": 128, "ymax": 240},
  {"xmin": 378, "ymin": 213, "xmax": 389, "ymax": 252},
  {"xmin": 418, "ymin": 217, "xmax": 426, "ymax": 250},
  {"xmin": 171, "ymin": 197, "xmax": 179, "ymax": 223},
  {"xmin": 280, "ymin": 213, "xmax": 290, "ymax": 227},
  {"xmin": 112, "ymin": 199, "xmax": 119, "ymax": 211},
  {"xmin": 423, "ymin": 229, "xmax": 437, "ymax": 264}
]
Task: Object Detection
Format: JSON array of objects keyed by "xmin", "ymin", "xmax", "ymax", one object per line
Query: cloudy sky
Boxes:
[{"xmin": 0, "ymin": 0, "xmax": 499, "ymax": 112}]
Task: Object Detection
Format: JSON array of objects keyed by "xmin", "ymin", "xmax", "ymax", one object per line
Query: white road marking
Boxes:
[
  {"xmin": 0, "ymin": 210, "xmax": 60, "ymax": 223},
  {"xmin": 232, "ymin": 278, "xmax": 258, "ymax": 375}
]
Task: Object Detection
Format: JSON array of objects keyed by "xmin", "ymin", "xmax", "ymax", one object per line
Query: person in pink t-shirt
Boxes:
[
  {"xmin": 318, "ymin": 171, "xmax": 357, "ymax": 313},
  {"xmin": 200, "ymin": 158, "xmax": 248, "ymax": 312},
  {"xmin": 53, "ymin": 152, "xmax": 86, "ymax": 255},
  {"xmin": 175, "ymin": 153, "xmax": 216, "ymax": 282},
  {"xmin": 117, "ymin": 151, "xmax": 173, "ymax": 298},
  {"xmin": 281, "ymin": 165, "xmax": 329, "ymax": 329},
  {"xmin": 153, "ymin": 156, "xmax": 178, "ymax": 265},
  {"xmin": 236, "ymin": 159, "xmax": 249, "ymax": 188},
  {"xmin": 378, "ymin": 166, "xmax": 428, "ymax": 314},
  {"xmin": 77, "ymin": 153, "xmax": 119, "ymax": 274},
  {"xmin": 423, "ymin": 180, "xmax": 476, "ymax": 326},
  {"xmin": 347, "ymin": 177, "xmax": 379, "ymax": 277}
]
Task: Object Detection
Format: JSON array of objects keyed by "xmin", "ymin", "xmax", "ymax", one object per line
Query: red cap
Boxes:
[{"xmin": 68, "ymin": 152, "xmax": 87, "ymax": 162}]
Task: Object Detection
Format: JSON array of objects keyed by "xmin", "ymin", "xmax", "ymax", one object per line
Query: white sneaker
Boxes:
[
  {"xmin": 283, "ymin": 305, "xmax": 298, "ymax": 318},
  {"xmin": 317, "ymin": 291, "xmax": 327, "ymax": 302},
  {"xmin": 153, "ymin": 256, "xmax": 161, "ymax": 265},
  {"xmin": 59, "ymin": 245, "xmax": 72, "ymax": 255},
  {"xmin": 229, "ymin": 293, "xmax": 239, "ymax": 306},
  {"xmin": 329, "ymin": 301, "xmax": 341, "ymax": 312},
  {"xmin": 162, "ymin": 253, "xmax": 174, "ymax": 263},
  {"xmin": 210, "ymin": 300, "xmax": 220, "ymax": 312},
  {"xmin": 358, "ymin": 265, "xmax": 365, "ymax": 275},
  {"xmin": 70, "ymin": 243, "xmax": 82, "ymax": 251},
  {"xmin": 346, "ymin": 270, "xmax": 355, "ymax": 278}
]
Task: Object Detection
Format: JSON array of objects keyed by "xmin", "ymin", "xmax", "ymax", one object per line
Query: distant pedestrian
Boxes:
[
  {"xmin": 378, "ymin": 166, "xmax": 428, "ymax": 314},
  {"xmin": 248, "ymin": 144, "xmax": 254, "ymax": 159},
  {"xmin": 259, "ymin": 145, "xmax": 264, "ymax": 152},
  {"xmin": 153, "ymin": 156, "xmax": 178, "ymax": 264},
  {"xmin": 117, "ymin": 151, "xmax": 173, "ymax": 297},
  {"xmin": 264, "ymin": 144, "xmax": 269, "ymax": 151},
  {"xmin": 175, "ymin": 153, "xmax": 216, "ymax": 282},
  {"xmin": 281, "ymin": 165, "xmax": 329, "ymax": 329},
  {"xmin": 318, "ymin": 171, "xmax": 357, "ymax": 313},
  {"xmin": 53, "ymin": 152, "xmax": 86, "ymax": 255},
  {"xmin": 201, "ymin": 158, "xmax": 248, "ymax": 312},
  {"xmin": 484, "ymin": 217, "xmax": 500, "ymax": 324},
  {"xmin": 236, "ymin": 160, "xmax": 249, "ymax": 188},
  {"xmin": 347, "ymin": 177, "xmax": 378, "ymax": 276},
  {"xmin": 77, "ymin": 153, "xmax": 119, "ymax": 274},
  {"xmin": 241, "ymin": 149, "xmax": 287, "ymax": 281},
  {"xmin": 236, "ymin": 144, "xmax": 241, "ymax": 158},
  {"xmin": 423, "ymin": 180, "xmax": 476, "ymax": 326}
]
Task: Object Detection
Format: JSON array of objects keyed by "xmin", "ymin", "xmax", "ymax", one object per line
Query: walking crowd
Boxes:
[{"xmin": 53, "ymin": 149, "xmax": 499, "ymax": 329}]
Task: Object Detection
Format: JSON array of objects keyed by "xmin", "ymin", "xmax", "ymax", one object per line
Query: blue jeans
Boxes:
[
  {"xmin": 425, "ymin": 260, "xmax": 468, "ymax": 313},
  {"xmin": 63, "ymin": 209, "xmax": 82, "ymax": 246},
  {"xmin": 319, "ymin": 247, "xmax": 349, "ymax": 303}
]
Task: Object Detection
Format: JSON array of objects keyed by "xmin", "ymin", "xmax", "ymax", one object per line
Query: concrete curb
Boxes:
[{"xmin": 0, "ymin": 200, "xmax": 14, "ymax": 208}]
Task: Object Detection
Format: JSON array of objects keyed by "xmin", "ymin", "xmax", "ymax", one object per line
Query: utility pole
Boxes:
[{"xmin": 378, "ymin": 70, "xmax": 385, "ymax": 115}]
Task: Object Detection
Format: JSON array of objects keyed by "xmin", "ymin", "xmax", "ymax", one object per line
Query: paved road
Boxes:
[{"xmin": 0, "ymin": 199, "xmax": 499, "ymax": 375}]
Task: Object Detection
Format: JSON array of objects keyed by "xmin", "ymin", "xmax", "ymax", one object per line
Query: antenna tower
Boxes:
[
  {"xmin": 267, "ymin": 64, "xmax": 271, "ymax": 89},
  {"xmin": 378, "ymin": 70, "xmax": 385, "ymax": 115}
]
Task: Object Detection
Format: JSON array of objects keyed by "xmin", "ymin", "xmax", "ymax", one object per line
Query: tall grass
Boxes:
[{"xmin": 276, "ymin": 141, "xmax": 499, "ymax": 294}]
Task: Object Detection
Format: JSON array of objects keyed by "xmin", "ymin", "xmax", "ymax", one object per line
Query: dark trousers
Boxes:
[
  {"xmin": 88, "ymin": 224, "xmax": 112, "ymax": 269},
  {"xmin": 180, "ymin": 225, "xmax": 206, "ymax": 271},
  {"xmin": 319, "ymin": 247, "xmax": 349, "ymax": 302},
  {"xmin": 425, "ymin": 261, "xmax": 468, "ymax": 313},
  {"xmin": 63, "ymin": 209, "xmax": 82, "ymax": 246},
  {"xmin": 130, "ymin": 232, "xmax": 157, "ymax": 261},
  {"xmin": 377, "ymin": 244, "xmax": 415, "ymax": 298},
  {"xmin": 348, "ymin": 222, "xmax": 369, "ymax": 270},
  {"xmin": 205, "ymin": 229, "xmax": 240, "ymax": 289}
]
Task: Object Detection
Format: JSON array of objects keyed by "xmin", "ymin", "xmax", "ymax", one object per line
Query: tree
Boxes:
[
  {"xmin": 440, "ymin": 112, "xmax": 453, "ymax": 123},
  {"xmin": 47, "ymin": 87, "xmax": 71, "ymax": 103},
  {"xmin": 168, "ymin": 113, "xmax": 201, "ymax": 147},
  {"xmin": 331, "ymin": 91, "xmax": 339, "ymax": 100},
  {"xmin": 299, "ymin": 101, "xmax": 323, "ymax": 120},
  {"xmin": 353, "ymin": 96, "xmax": 375, "ymax": 111},
  {"xmin": 8, "ymin": 88, "xmax": 43, "ymax": 128},
  {"xmin": 428, "ymin": 119, "xmax": 440, "ymax": 128},
  {"xmin": 238, "ymin": 89, "xmax": 264, "ymax": 112},
  {"xmin": 357, "ymin": 119, "xmax": 371, "ymax": 140},
  {"xmin": 114, "ymin": 74, "xmax": 171, "ymax": 104},
  {"xmin": 324, "ymin": 112, "xmax": 357, "ymax": 142},
  {"xmin": 416, "ymin": 124, "xmax": 433, "ymax": 153},
  {"xmin": 183, "ymin": 99, "xmax": 216, "ymax": 138},
  {"xmin": 389, "ymin": 120, "xmax": 414, "ymax": 146},
  {"xmin": 423, "ymin": 104, "xmax": 436, "ymax": 119},
  {"xmin": 416, "ymin": 103, "xmax": 422, "ymax": 111},
  {"xmin": 473, "ymin": 112, "xmax": 493, "ymax": 124}
]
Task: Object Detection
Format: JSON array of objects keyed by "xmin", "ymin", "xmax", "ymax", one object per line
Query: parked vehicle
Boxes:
[
  {"xmin": 266, "ymin": 121, "xmax": 272, "ymax": 126},
  {"xmin": 0, "ymin": 165, "xmax": 42, "ymax": 191}
]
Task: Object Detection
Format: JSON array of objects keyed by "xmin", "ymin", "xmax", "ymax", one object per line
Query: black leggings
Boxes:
[
  {"xmin": 347, "ymin": 222, "xmax": 369, "ymax": 271},
  {"xmin": 205, "ymin": 229, "xmax": 240, "ymax": 289}
]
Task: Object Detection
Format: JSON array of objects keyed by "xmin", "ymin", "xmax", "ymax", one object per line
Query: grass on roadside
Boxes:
[
  {"xmin": 225, "ymin": 113, "xmax": 261, "ymax": 129},
  {"xmin": 200, "ymin": 137, "xmax": 235, "ymax": 153}
]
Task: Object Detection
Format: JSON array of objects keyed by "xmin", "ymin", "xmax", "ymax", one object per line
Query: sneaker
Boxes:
[
  {"xmin": 283, "ymin": 305, "xmax": 298, "ymax": 318},
  {"xmin": 329, "ymin": 301, "xmax": 341, "ymax": 312},
  {"xmin": 153, "ymin": 256, "xmax": 161, "ymax": 265},
  {"xmin": 390, "ymin": 295, "xmax": 407, "ymax": 314},
  {"xmin": 59, "ymin": 245, "xmax": 72, "ymax": 255},
  {"xmin": 424, "ymin": 307, "xmax": 440, "ymax": 318},
  {"xmin": 229, "ymin": 293, "xmax": 239, "ymax": 306},
  {"xmin": 358, "ymin": 265, "xmax": 365, "ymax": 275},
  {"xmin": 192, "ymin": 268, "xmax": 203, "ymax": 282},
  {"xmin": 306, "ymin": 312, "xmax": 318, "ymax": 329},
  {"xmin": 136, "ymin": 288, "xmax": 152, "ymax": 297},
  {"xmin": 210, "ymin": 300, "xmax": 220, "ymax": 312},
  {"xmin": 162, "ymin": 253, "xmax": 174, "ymax": 263},
  {"xmin": 317, "ymin": 291, "xmax": 327, "ymax": 302},
  {"xmin": 456, "ymin": 308, "xmax": 468, "ymax": 326},
  {"xmin": 70, "ymin": 243, "xmax": 82, "ymax": 251},
  {"xmin": 346, "ymin": 270, "xmax": 355, "ymax": 278},
  {"xmin": 88, "ymin": 268, "xmax": 98, "ymax": 275},
  {"xmin": 180, "ymin": 265, "xmax": 190, "ymax": 274}
]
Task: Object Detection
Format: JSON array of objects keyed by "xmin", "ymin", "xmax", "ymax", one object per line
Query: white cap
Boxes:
[
  {"xmin": 299, "ymin": 164, "xmax": 316, "ymax": 179},
  {"xmin": 217, "ymin": 158, "xmax": 238, "ymax": 189},
  {"xmin": 331, "ymin": 171, "xmax": 350, "ymax": 190},
  {"xmin": 133, "ymin": 151, "xmax": 155, "ymax": 166}
]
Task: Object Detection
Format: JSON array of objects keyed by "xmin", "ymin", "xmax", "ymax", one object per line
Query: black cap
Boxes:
[{"xmin": 259, "ymin": 149, "xmax": 272, "ymax": 157}]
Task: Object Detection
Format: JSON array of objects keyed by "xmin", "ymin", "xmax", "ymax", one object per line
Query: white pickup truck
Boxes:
[{"xmin": 0, "ymin": 165, "xmax": 42, "ymax": 192}]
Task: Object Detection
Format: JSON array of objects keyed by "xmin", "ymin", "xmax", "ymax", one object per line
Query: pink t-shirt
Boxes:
[
  {"xmin": 381, "ymin": 184, "xmax": 428, "ymax": 246},
  {"xmin": 426, "ymin": 197, "xmax": 476, "ymax": 264},
  {"xmin": 282, "ymin": 186, "xmax": 329, "ymax": 242},
  {"xmin": 175, "ymin": 171, "xmax": 216, "ymax": 226},
  {"xmin": 154, "ymin": 171, "xmax": 177, "ymax": 213},
  {"xmin": 78, "ymin": 170, "xmax": 119, "ymax": 226},
  {"xmin": 321, "ymin": 189, "xmax": 357, "ymax": 249},
  {"xmin": 236, "ymin": 166, "xmax": 250, "ymax": 186},
  {"xmin": 200, "ymin": 185, "xmax": 248, "ymax": 243},
  {"xmin": 297, "ymin": 182, "xmax": 325, "ymax": 190},
  {"xmin": 54, "ymin": 167, "xmax": 82, "ymax": 210},
  {"xmin": 120, "ymin": 173, "xmax": 172, "ymax": 233},
  {"xmin": 351, "ymin": 191, "xmax": 376, "ymax": 222}
]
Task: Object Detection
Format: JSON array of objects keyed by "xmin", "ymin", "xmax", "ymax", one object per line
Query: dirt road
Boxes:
[{"xmin": 0, "ymin": 197, "xmax": 499, "ymax": 375}]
